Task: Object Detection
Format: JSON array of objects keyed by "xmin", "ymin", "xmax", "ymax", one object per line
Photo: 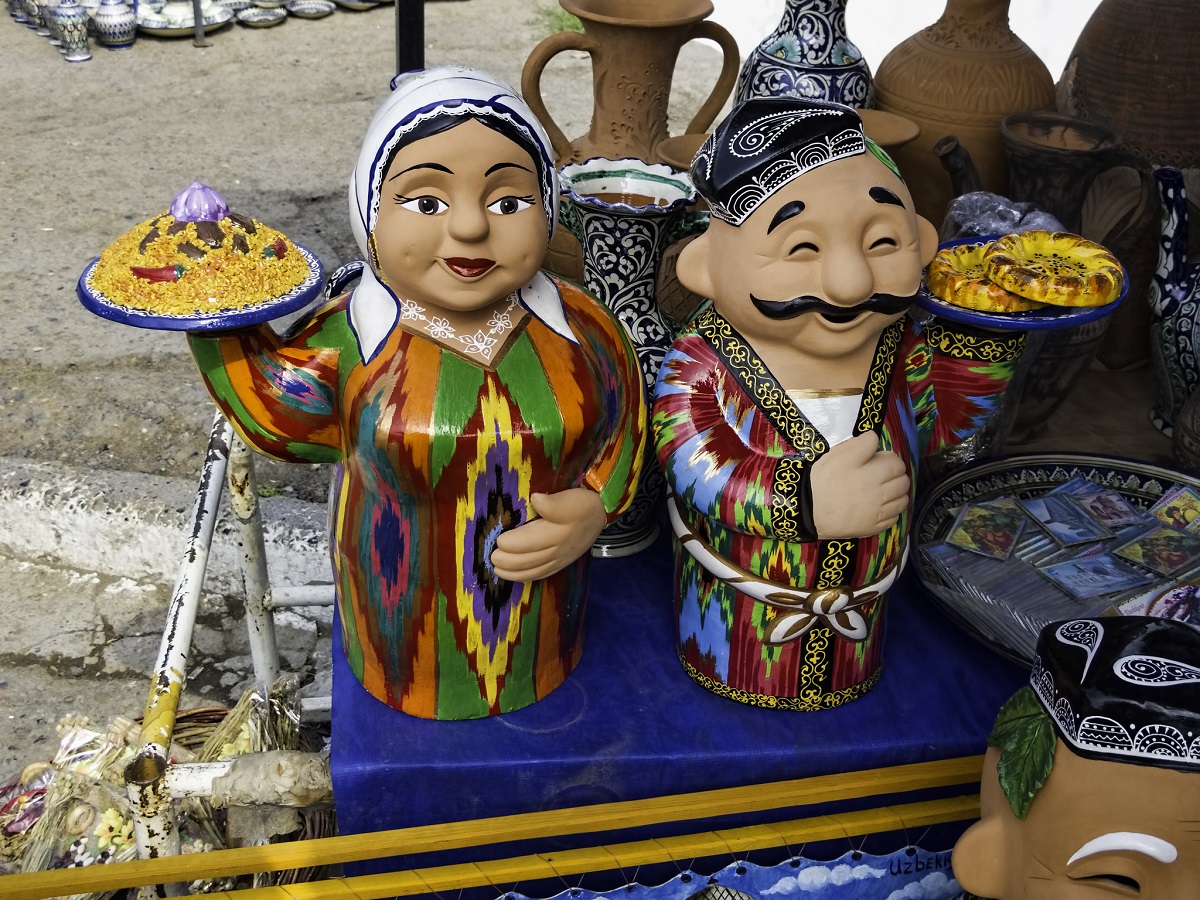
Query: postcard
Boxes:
[
  {"xmin": 1114, "ymin": 525, "xmax": 1200, "ymax": 576},
  {"xmin": 1019, "ymin": 493, "xmax": 1113, "ymax": 546},
  {"xmin": 945, "ymin": 502, "xmax": 1026, "ymax": 560},
  {"xmin": 1039, "ymin": 554, "xmax": 1157, "ymax": 601}
]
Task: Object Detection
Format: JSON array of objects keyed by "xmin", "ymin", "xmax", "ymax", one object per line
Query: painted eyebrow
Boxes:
[
  {"xmin": 388, "ymin": 162, "xmax": 454, "ymax": 181},
  {"xmin": 869, "ymin": 186, "xmax": 905, "ymax": 208},
  {"xmin": 767, "ymin": 200, "xmax": 806, "ymax": 234},
  {"xmin": 1067, "ymin": 832, "xmax": 1178, "ymax": 866},
  {"xmin": 485, "ymin": 161, "xmax": 534, "ymax": 176}
]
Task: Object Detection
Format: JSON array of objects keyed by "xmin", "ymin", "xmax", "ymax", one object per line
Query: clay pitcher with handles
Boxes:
[{"xmin": 521, "ymin": 0, "xmax": 740, "ymax": 165}]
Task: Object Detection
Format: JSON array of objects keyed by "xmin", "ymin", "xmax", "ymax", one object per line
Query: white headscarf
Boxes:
[{"xmin": 347, "ymin": 65, "xmax": 573, "ymax": 363}]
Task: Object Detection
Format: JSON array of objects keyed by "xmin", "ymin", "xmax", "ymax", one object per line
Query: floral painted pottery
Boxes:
[
  {"xmin": 735, "ymin": 0, "xmax": 873, "ymax": 107},
  {"xmin": 873, "ymin": 0, "xmax": 1055, "ymax": 223},
  {"xmin": 521, "ymin": 0, "xmax": 740, "ymax": 165},
  {"xmin": 54, "ymin": 0, "xmax": 91, "ymax": 60},
  {"xmin": 33, "ymin": 0, "xmax": 56, "ymax": 34},
  {"xmin": 10, "ymin": 0, "xmax": 29, "ymax": 23},
  {"xmin": 1148, "ymin": 168, "xmax": 1200, "ymax": 438},
  {"xmin": 560, "ymin": 158, "xmax": 698, "ymax": 555},
  {"xmin": 92, "ymin": 0, "xmax": 135, "ymax": 47}
]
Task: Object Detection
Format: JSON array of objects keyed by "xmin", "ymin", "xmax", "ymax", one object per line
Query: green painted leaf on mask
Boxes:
[{"xmin": 990, "ymin": 686, "xmax": 1056, "ymax": 820}]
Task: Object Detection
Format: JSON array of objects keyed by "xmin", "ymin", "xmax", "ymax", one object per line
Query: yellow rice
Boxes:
[{"xmin": 90, "ymin": 213, "xmax": 312, "ymax": 317}]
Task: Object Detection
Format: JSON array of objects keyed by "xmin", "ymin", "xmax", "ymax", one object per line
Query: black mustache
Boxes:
[{"xmin": 750, "ymin": 291, "xmax": 918, "ymax": 322}]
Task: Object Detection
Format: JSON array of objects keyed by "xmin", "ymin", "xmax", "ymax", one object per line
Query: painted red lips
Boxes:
[{"xmin": 443, "ymin": 257, "xmax": 496, "ymax": 278}]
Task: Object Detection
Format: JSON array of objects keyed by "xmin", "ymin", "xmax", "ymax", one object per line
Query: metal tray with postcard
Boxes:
[{"xmin": 914, "ymin": 453, "xmax": 1200, "ymax": 664}]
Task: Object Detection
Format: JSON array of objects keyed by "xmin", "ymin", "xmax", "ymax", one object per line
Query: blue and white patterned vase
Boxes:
[
  {"xmin": 735, "ymin": 0, "xmax": 873, "ymax": 107},
  {"xmin": 1149, "ymin": 167, "xmax": 1200, "ymax": 437},
  {"xmin": 560, "ymin": 158, "xmax": 698, "ymax": 557},
  {"xmin": 10, "ymin": 0, "xmax": 28, "ymax": 22},
  {"xmin": 92, "ymin": 0, "xmax": 135, "ymax": 47},
  {"xmin": 54, "ymin": 0, "xmax": 91, "ymax": 61}
]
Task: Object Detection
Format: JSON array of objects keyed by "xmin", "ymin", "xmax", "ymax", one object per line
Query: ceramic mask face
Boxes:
[
  {"xmin": 954, "ymin": 745, "xmax": 1200, "ymax": 898},
  {"xmin": 684, "ymin": 150, "xmax": 937, "ymax": 365},
  {"xmin": 370, "ymin": 117, "xmax": 549, "ymax": 314}
]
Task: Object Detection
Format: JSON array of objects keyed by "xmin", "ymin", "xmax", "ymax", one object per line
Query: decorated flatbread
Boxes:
[
  {"xmin": 984, "ymin": 230, "xmax": 1124, "ymax": 308},
  {"xmin": 925, "ymin": 240, "xmax": 1045, "ymax": 313}
]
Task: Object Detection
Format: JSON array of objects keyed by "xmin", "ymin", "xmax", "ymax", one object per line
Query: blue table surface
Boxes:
[{"xmin": 330, "ymin": 534, "xmax": 1026, "ymax": 845}]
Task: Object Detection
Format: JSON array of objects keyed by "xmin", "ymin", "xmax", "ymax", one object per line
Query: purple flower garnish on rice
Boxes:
[{"xmin": 169, "ymin": 182, "xmax": 229, "ymax": 223}]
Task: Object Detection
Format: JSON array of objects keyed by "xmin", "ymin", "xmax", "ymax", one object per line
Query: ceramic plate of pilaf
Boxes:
[{"xmin": 78, "ymin": 212, "xmax": 325, "ymax": 332}]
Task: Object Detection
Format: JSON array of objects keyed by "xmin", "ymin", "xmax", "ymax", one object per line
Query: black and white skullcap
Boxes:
[
  {"xmin": 1031, "ymin": 617, "xmax": 1200, "ymax": 773},
  {"xmin": 690, "ymin": 96, "xmax": 870, "ymax": 227}
]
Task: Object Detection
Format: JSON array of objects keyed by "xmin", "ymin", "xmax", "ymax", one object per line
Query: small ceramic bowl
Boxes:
[
  {"xmin": 252, "ymin": 0, "xmax": 288, "ymax": 7},
  {"xmin": 237, "ymin": 5, "xmax": 284, "ymax": 25},
  {"xmin": 285, "ymin": 0, "xmax": 333, "ymax": 17},
  {"xmin": 217, "ymin": 0, "xmax": 252, "ymax": 11}
]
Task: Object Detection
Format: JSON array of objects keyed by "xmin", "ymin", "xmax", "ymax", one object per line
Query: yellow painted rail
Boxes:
[{"xmin": 1, "ymin": 756, "xmax": 984, "ymax": 900}]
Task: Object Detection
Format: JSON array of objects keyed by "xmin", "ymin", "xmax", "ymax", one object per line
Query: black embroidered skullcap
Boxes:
[
  {"xmin": 691, "ymin": 96, "xmax": 873, "ymax": 226},
  {"xmin": 1031, "ymin": 617, "xmax": 1200, "ymax": 773}
]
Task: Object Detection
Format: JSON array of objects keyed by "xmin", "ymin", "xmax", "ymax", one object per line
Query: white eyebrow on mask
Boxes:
[{"xmin": 1067, "ymin": 832, "xmax": 1178, "ymax": 866}]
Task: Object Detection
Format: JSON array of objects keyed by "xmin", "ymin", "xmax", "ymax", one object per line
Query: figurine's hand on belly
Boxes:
[
  {"xmin": 491, "ymin": 488, "xmax": 606, "ymax": 582},
  {"xmin": 809, "ymin": 432, "xmax": 910, "ymax": 539}
]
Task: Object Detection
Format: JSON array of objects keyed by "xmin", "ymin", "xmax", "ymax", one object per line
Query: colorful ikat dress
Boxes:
[{"xmin": 190, "ymin": 274, "xmax": 645, "ymax": 719}]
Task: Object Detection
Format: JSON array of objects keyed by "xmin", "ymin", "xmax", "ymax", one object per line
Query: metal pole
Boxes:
[
  {"xmin": 395, "ymin": 0, "xmax": 424, "ymax": 78},
  {"xmin": 126, "ymin": 412, "xmax": 232, "ymax": 893},
  {"xmin": 226, "ymin": 433, "xmax": 281, "ymax": 687}
]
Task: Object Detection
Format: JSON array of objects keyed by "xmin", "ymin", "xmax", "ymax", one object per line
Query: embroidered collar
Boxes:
[
  {"xmin": 348, "ymin": 269, "xmax": 577, "ymax": 364},
  {"xmin": 693, "ymin": 307, "xmax": 903, "ymax": 456}
]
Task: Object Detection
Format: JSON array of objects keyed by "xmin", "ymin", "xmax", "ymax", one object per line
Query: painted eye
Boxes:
[
  {"xmin": 487, "ymin": 196, "xmax": 533, "ymax": 215},
  {"xmin": 398, "ymin": 195, "xmax": 448, "ymax": 215},
  {"xmin": 869, "ymin": 237, "xmax": 898, "ymax": 250},
  {"xmin": 789, "ymin": 241, "xmax": 819, "ymax": 256}
]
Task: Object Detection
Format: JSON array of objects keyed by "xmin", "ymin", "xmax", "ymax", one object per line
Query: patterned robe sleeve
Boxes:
[
  {"xmin": 652, "ymin": 333, "xmax": 815, "ymax": 540},
  {"xmin": 187, "ymin": 305, "xmax": 347, "ymax": 465},
  {"xmin": 557, "ymin": 281, "xmax": 648, "ymax": 521},
  {"xmin": 910, "ymin": 319, "xmax": 1026, "ymax": 457}
]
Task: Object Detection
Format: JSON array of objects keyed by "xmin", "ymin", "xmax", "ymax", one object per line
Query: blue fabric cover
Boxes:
[{"xmin": 330, "ymin": 535, "xmax": 1024, "ymax": 872}]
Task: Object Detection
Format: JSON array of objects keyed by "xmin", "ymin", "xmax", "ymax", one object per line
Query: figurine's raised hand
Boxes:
[
  {"xmin": 491, "ymin": 488, "xmax": 606, "ymax": 582},
  {"xmin": 809, "ymin": 432, "xmax": 910, "ymax": 539}
]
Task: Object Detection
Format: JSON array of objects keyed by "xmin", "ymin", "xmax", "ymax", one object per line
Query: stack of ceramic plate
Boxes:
[
  {"xmin": 285, "ymin": 0, "xmax": 333, "ymax": 17},
  {"xmin": 236, "ymin": 5, "xmax": 284, "ymax": 24}
]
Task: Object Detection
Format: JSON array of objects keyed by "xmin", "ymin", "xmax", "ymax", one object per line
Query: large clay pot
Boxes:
[
  {"xmin": 734, "ymin": 0, "xmax": 873, "ymax": 107},
  {"xmin": 521, "ymin": 0, "xmax": 740, "ymax": 166},
  {"xmin": 999, "ymin": 112, "xmax": 1155, "ymax": 444},
  {"xmin": 1059, "ymin": 0, "xmax": 1200, "ymax": 371},
  {"xmin": 872, "ymin": 0, "xmax": 1055, "ymax": 225}
]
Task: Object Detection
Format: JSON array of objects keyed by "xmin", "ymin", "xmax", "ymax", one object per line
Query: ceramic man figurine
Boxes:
[
  {"xmin": 953, "ymin": 617, "xmax": 1200, "ymax": 897},
  {"xmin": 189, "ymin": 67, "xmax": 646, "ymax": 719},
  {"xmin": 653, "ymin": 97, "xmax": 1024, "ymax": 709}
]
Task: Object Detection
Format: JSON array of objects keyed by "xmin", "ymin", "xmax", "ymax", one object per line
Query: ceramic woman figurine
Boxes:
[
  {"xmin": 653, "ymin": 98, "xmax": 1025, "ymax": 709},
  {"xmin": 953, "ymin": 617, "xmax": 1200, "ymax": 897},
  {"xmin": 189, "ymin": 67, "xmax": 646, "ymax": 720}
]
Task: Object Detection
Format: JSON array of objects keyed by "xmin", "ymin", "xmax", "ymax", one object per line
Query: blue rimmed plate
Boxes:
[
  {"xmin": 916, "ymin": 234, "xmax": 1129, "ymax": 331},
  {"xmin": 77, "ymin": 244, "xmax": 325, "ymax": 331}
]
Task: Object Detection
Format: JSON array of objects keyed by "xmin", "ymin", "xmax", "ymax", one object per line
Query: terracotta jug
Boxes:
[
  {"xmin": 520, "ymin": 0, "xmax": 740, "ymax": 165},
  {"xmin": 1059, "ymin": 0, "xmax": 1200, "ymax": 372},
  {"xmin": 998, "ymin": 112, "xmax": 1154, "ymax": 444},
  {"xmin": 872, "ymin": 0, "xmax": 1055, "ymax": 224}
]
